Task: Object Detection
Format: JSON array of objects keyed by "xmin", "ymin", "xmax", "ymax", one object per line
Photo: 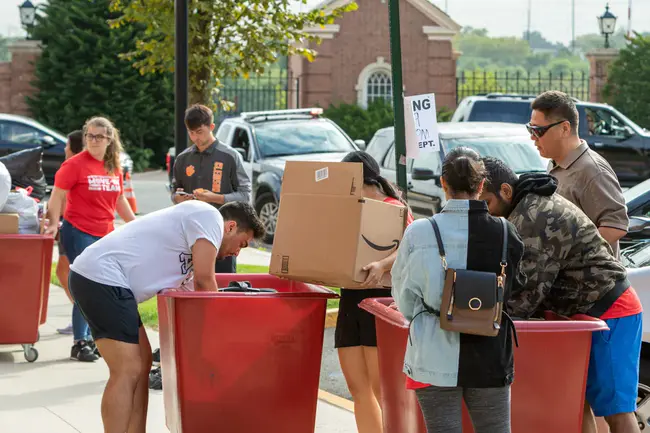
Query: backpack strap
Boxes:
[{"xmin": 429, "ymin": 217, "xmax": 447, "ymax": 270}]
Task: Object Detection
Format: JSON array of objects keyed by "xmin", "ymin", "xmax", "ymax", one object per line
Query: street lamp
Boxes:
[
  {"xmin": 18, "ymin": 0, "xmax": 36, "ymax": 29},
  {"xmin": 598, "ymin": 4, "xmax": 617, "ymax": 48}
]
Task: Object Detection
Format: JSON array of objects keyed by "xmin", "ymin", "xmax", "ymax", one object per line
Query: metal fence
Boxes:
[
  {"xmin": 456, "ymin": 70, "xmax": 590, "ymax": 103},
  {"xmin": 216, "ymin": 70, "xmax": 300, "ymax": 121}
]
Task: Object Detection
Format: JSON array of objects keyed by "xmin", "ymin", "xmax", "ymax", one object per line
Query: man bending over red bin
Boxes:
[
  {"xmin": 67, "ymin": 200, "xmax": 264, "ymax": 433},
  {"xmin": 480, "ymin": 157, "xmax": 643, "ymax": 433}
]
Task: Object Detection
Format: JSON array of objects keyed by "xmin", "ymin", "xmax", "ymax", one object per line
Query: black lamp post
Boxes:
[
  {"xmin": 598, "ymin": 4, "xmax": 617, "ymax": 49},
  {"xmin": 18, "ymin": 0, "xmax": 36, "ymax": 38},
  {"xmin": 174, "ymin": 0, "xmax": 189, "ymax": 158}
]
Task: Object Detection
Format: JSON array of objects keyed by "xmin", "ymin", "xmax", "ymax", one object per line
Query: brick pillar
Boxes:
[
  {"xmin": 586, "ymin": 48, "xmax": 619, "ymax": 103},
  {"xmin": 423, "ymin": 27, "xmax": 459, "ymax": 111},
  {"xmin": 8, "ymin": 40, "xmax": 42, "ymax": 116}
]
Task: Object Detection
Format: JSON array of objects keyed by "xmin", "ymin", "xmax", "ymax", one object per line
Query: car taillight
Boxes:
[{"xmin": 166, "ymin": 154, "xmax": 170, "ymax": 172}]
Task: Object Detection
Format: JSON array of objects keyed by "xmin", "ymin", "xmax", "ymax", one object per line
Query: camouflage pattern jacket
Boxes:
[{"xmin": 507, "ymin": 174, "xmax": 627, "ymax": 318}]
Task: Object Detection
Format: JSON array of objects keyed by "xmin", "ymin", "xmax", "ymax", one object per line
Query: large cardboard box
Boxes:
[
  {"xmin": 270, "ymin": 161, "xmax": 407, "ymax": 288},
  {"xmin": 0, "ymin": 213, "xmax": 19, "ymax": 234}
]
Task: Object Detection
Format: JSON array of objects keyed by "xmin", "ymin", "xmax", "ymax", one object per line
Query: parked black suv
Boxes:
[{"xmin": 451, "ymin": 94, "xmax": 650, "ymax": 187}]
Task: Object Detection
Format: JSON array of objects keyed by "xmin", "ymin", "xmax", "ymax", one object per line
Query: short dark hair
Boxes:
[
  {"xmin": 219, "ymin": 201, "xmax": 265, "ymax": 240},
  {"xmin": 531, "ymin": 90, "xmax": 579, "ymax": 134},
  {"xmin": 482, "ymin": 157, "xmax": 518, "ymax": 195},
  {"xmin": 441, "ymin": 147, "xmax": 486, "ymax": 195},
  {"xmin": 67, "ymin": 130, "xmax": 84, "ymax": 154},
  {"xmin": 184, "ymin": 104, "xmax": 214, "ymax": 130}
]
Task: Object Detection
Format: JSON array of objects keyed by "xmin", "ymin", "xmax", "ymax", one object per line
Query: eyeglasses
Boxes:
[
  {"xmin": 525, "ymin": 120, "xmax": 567, "ymax": 138},
  {"xmin": 85, "ymin": 133, "xmax": 109, "ymax": 142}
]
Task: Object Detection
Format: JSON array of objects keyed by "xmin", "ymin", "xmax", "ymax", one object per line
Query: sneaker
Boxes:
[
  {"xmin": 152, "ymin": 348, "xmax": 160, "ymax": 366},
  {"xmin": 70, "ymin": 340, "xmax": 99, "ymax": 362},
  {"xmin": 56, "ymin": 324, "xmax": 73, "ymax": 335},
  {"xmin": 87, "ymin": 339, "xmax": 102, "ymax": 358},
  {"xmin": 149, "ymin": 367, "xmax": 162, "ymax": 390}
]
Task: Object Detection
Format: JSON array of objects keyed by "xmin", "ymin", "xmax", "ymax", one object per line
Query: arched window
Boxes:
[
  {"xmin": 366, "ymin": 71, "xmax": 393, "ymax": 106},
  {"xmin": 356, "ymin": 57, "xmax": 393, "ymax": 108}
]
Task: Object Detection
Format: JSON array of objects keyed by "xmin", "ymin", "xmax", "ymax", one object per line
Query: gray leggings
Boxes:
[{"xmin": 415, "ymin": 385, "xmax": 511, "ymax": 433}]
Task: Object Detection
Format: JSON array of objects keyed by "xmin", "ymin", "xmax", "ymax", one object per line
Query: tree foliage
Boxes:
[
  {"xmin": 455, "ymin": 27, "xmax": 588, "ymax": 75},
  {"xmin": 603, "ymin": 33, "xmax": 650, "ymax": 129},
  {"xmin": 108, "ymin": 0, "xmax": 358, "ymax": 108},
  {"xmin": 26, "ymin": 0, "xmax": 174, "ymax": 169}
]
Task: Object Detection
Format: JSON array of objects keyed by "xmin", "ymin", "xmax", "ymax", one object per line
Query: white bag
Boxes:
[
  {"xmin": 1, "ymin": 189, "xmax": 39, "ymax": 234},
  {"xmin": 0, "ymin": 161, "xmax": 10, "ymax": 210}
]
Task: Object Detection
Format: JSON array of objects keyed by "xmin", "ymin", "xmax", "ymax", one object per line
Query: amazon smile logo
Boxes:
[{"xmin": 362, "ymin": 236, "xmax": 400, "ymax": 252}]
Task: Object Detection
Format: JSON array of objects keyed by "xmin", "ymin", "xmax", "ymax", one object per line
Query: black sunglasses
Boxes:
[{"xmin": 525, "ymin": 120, "xmax": 568, "ymax": 138}]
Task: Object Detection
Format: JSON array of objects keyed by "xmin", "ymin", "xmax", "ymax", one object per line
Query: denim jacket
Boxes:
[{"xmin": 391, "ymin": 199, "xmax": 525, "ymax": 388}]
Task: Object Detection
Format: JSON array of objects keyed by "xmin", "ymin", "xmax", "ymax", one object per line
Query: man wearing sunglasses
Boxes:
[
  {"xmin": 527, "ymin": 90, "xmax": 628, "ymax": 257},
  {"xmin": 528, "ymin": 91, "xmax": 637, "ymax": 433}
]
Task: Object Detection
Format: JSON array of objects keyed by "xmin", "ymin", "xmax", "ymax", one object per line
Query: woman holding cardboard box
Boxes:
[{"xmin": 336, "ymin": 151, "xmax": 414, "ymax": 433}]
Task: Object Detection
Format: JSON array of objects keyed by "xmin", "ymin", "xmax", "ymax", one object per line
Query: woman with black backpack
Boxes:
[{"xmin": 391, "ymin": 147, "xmax": 526, "ymax": 433}]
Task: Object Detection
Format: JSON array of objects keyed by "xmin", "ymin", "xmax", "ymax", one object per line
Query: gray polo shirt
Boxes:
[
  {"xmin": 549, "ymin": 140, "xmax": 628, "ymax": 255},
  {"xmin": 171, "ymin": 140, "xmax": 251, "ymax": 207}
]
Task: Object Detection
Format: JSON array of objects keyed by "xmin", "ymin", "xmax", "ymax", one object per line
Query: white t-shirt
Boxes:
[{"xmin": 71, "ymin": 200, "xmax": 223, "ymax": 303}]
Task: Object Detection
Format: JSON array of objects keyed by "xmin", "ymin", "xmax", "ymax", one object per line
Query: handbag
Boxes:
[{"xmin": 425, "ymin": 216, "xmax": 509, "ymax": 337}]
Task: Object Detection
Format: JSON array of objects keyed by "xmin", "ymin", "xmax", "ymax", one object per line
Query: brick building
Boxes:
[
  {"xmin": 0, "ymin": 40, "xmax": 41, "ymax": 117},
  {"xmin": 289, "ymin": 0, "xmax": 462, "ymax": 111}
]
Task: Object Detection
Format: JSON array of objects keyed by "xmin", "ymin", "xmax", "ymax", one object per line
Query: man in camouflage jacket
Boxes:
[{"xmin": 480, "ymin": 157, "xmax": 643, "ymax": 433}]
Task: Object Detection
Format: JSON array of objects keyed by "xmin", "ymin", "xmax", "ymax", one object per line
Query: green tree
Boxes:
[
  {"xmin": 603, "ymin": 33, "xmax": 650, "ymax": 129},
  {"xmin": 26, "ymin": 0, "xmax": 174, "ymax": 170},
  {"xmin": 109, "ymin": 0, "xmax": 358, "ymax": 108}
]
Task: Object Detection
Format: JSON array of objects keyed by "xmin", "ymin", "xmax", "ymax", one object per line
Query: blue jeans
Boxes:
[{"xmin": 60, "ymin": 220, "xmax": 102, "ymax": 342}]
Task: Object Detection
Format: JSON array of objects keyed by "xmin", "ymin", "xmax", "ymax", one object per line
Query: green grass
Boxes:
[
  {"xmin": 51, "ymin": 262, "xmax": 61, "ymax": 287},
  {"xmin": 52, "ymin": 261, "xmax": 340, "ymax": 329}
]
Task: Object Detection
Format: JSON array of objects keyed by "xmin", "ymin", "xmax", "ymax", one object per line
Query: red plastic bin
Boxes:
[
  {"xmin": 359, "ymin": 297, "xmax": 609, "ymax": 433},
  {"xmin": 157, "ymin": 274, "xmax": 338, "ymax": 433},
  {"xmin": 0, "ymin": 234, "xmax": 53, "ymax": 362}
]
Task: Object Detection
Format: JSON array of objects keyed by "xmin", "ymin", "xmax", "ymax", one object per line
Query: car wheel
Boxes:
[{"xmin": 255, "ymin": 193, "xmax": 278, "ymax": 244}]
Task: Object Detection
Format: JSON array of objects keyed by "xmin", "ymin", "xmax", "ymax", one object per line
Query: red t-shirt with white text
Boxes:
[{"xmin": 54, "ymin": 151, "xmax": 123, "ymax": 237}]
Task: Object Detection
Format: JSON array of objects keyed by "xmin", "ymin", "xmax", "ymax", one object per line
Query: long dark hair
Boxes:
[{"xmin": 342, "ymin": 151, "xmax": 408, "ymax": 207}]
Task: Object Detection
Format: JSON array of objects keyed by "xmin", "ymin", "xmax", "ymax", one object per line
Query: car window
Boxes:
[
  {"xmin": 217, "ymin": 124, "xmax": 232, "ymax": 143},
  {"xmin": 366, "ymin": 131, "xmax": 394, "ymax": 164},
  {"xmin": 584, "ymin": 107, "xmax": 630, "ymax": 140},
  {"xmin": 384, "ymin": 144, "xmax": 396, "ymax": 170},
  {"xmin": 468, "ymin": 101, "xmax": 532, "ymax": 123},
  {"xmin": 231, "ymin": 127, "xmax": 252, "ymax": 160},
  {"xmin": 443, "ymin": 136, "xmax": 547, "ymax": 174},
  {"xmin": 0, "ymin": 121, "xmax": 46, "ymax": 146},
  {"xmin": 412, "ymin": 149, "xmax": 442, "ymax": 174},
  {"xmin": 254, "ymin": 120, "xmax": 355, "ymax": 158}
]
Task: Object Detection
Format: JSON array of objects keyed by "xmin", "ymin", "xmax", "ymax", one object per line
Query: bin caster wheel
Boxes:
[{"xmin": 24, "ymin": 347, "xmax": 38, "ymax": 363}]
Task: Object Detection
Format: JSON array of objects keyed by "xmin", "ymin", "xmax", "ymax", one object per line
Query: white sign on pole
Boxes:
[{"xmin": 404, "ymin": 93, "xmax": 440, "ymax": 159}]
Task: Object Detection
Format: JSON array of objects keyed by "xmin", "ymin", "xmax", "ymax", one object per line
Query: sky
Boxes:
[{"xmin": 1, "ymin": 0, "xmax": 648, "ymax": 46}]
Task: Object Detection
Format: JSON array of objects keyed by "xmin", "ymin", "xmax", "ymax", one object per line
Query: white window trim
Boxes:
[
  {"xmin": 422, "ymin": 26, "xmax": 457, "ymax": 41},
  {"xmin": 355, "ymin": 57, "xmax": 393, "ymax": 108}
]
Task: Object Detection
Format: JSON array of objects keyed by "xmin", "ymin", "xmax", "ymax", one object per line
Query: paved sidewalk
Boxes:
[{"xmin": 0, "ymin": 287, "xmax": 355, "ymax": 433}]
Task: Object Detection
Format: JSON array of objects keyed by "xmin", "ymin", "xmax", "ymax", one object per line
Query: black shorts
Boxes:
[
  {"xmin": 69, "ymin": 271, "xmax": 142, "ymax": 344},
  {"xmin": 334, "ymin": 288, "xmax": 392, "ymax": 348}
]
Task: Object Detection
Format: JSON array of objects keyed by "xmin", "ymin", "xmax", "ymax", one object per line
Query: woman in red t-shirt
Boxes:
[
  {"xmin": 45, "ymin": 116, "xmax": 136, "ymax": 362},
  {"xmin": 336, "ymin": 151, "xmax": 414, "ymax": 433}
]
